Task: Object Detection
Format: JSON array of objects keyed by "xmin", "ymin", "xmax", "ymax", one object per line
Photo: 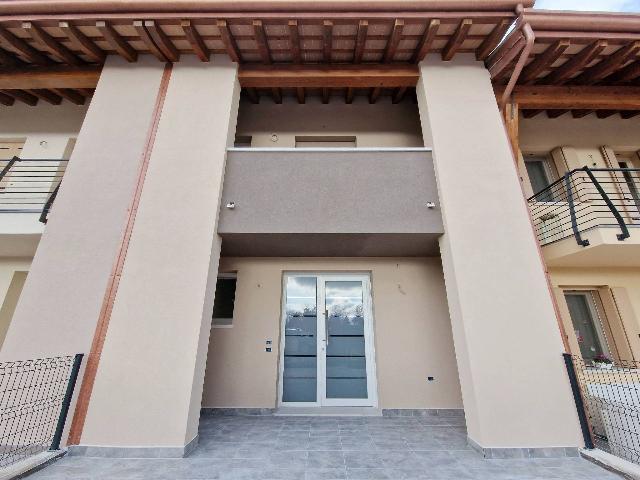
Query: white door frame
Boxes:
[{"xmin": 278, "ymin": 272, "xmax": 377, "ymax": 408}]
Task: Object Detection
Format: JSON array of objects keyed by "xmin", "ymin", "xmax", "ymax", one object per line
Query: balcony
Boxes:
[
  {"xmin": 0, "ymin": 158, "xmax": 66, "ymax": 255},
  {"xmin": 528, "ymin": 167, "xmax": 640, "ymax": 267},
  {"xmin": 218, "ymin": 148, "xmax": 442, "ymax": 256}
]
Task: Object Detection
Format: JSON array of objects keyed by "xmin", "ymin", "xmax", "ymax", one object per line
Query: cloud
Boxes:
[{"xmin": 534, "ymin": 0, "xmax": 640, "ymax": 11}]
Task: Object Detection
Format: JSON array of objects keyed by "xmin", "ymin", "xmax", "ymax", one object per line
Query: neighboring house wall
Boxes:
[
  {"xmin": 236, "ymin": 98, "xmax": 425, "ymax": 148},
  {"xmin": 202, "ymin": 256, "xmax": 463, "ymax": 410}
]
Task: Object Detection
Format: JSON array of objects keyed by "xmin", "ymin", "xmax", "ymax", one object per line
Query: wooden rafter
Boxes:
[
  {"xmin": 296, "ymin": 87, "xmax": 305, "ymax": 104},
  {"xmin": 621, "ymin": 110, "xmax": 640, "ymax": 119},
  {"xmin": 383, "ymin": 19, "xmax": 404, "ymax": 63},
  {"xmin": 239, "ymin": 64, "xmax": 418, "ymax": 88},
  {"xmin": 181, "ymin": 20, "xmax": 209, "ymax": 62},
  {"xmin": 610, "ymin": 60, "xmax": 640, "ymax": 84},
  {"xmin": 540, "ymin": 40, "xmax": 607, "ymax": 85},
  {"xmin": 476, "ymin": 18, "xmax": 511, "ymax": 62},
  {"xmin": 289, "ymin": 20, "xmax": 301, "ymax": 64},
  {"xmin": 51, "ymin": 88, "xmax": 85, "ymax": 105},
  {"xmin": 245, "ymin": 87, "xmax": 259, "ymax": 104},
  {"xmin": 596, "ymin": 110, "xmax": 617, "ymax": 118},
  {"xmin": 146, "ymin": 21, "xmax": 179, "ymax": 62},
  {"xmin": 0, "ymin": 26, "xmax": 51, "ymax": 65},
  {"xmin": 96, "ymin": 21, "xmax": 137, "ymax": 62},
  {"xmin": 345, "ymin": 87, "xmax": 355, "ymax": 104},
  {"xmin": 442, "ymin": 18, "xmax": 472, "ymax": 61},
  {"xmin": 271, "ymin": 87, "xmax": 282, "ymax": 104},
  {"xmin": 0, "ymin": 91, "xmax": 14, "ymax": 106},
  {"xmin": 322, "ymin": 87, "xmax": 330, "ymax": 104},
  {"xmin": 369, "ymin": 86, "xmax": 381, "ymax": 104},
  {"xmin": 520, "ymin": 39, "xmax": 570, "ymax": 84},
  {"xmin": 353, "ymin": 20, "xmax": 368, "ymax": 64},
  {"xmin": 134, "ymin": 20, "xmax": 166, "ymax": 62},
  {"xmin": 571, "ymin": 109, "xmax": 593, "ymax": 118},
  {"xmin": 489, "ymin": 34, "xmax": 525, "ymax": 81},
  {"xmin": 412, "ymin": 19, "xmax": 440, "ymax": 64},
  {"xmin": 323, "ymin": 20, "xmax": 333, "ymax": 64},
  {"xmin": 23, "ymin": 22, "xmax": 82, "ymax": 65},
  {"xmin": 59, "ymin": 21, "xmax": 105, "ymax": 63},
  {"xmin": 546, "ymin": 110, "xmax": 566, "ymax": 118},
  {"xmin": 522, "ymin": 109, "xmax": 542, "ymax": 118},
  {"xmin": 215, "ymin": 20, "xmax": 238, "ymax": 63},
  {"xmin": 29, "ymin": 88, "xmax": 62, "ymax": 105},
  {"xmin": 0, "ymin": 47, "xmax": 22, "ymax": 67},
  {"xmin": 0, "ymin": 66, "xmax": 100, "ymax": 89},
  {"xmin": 573, "ymin": 41, "xmax": 640, "ymax": 85},
  {"xmin": 7, "ymin": 89, "xmax": 39, "ymax": 106},
  {"xmin": 392, "ymin": 86, "xmax": 407, "ymax": 104},
  {"xmin": 253, "ymin": 20, "xmax": 271, "ymax": 65}
]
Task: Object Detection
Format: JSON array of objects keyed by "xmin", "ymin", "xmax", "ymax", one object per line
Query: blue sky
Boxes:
[{"xmin": 534, "ymin": 0, "xmax": 640, "ymax": 11}]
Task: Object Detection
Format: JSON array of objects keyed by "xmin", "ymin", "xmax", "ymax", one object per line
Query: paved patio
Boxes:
[{"xmin": 27, "ymin": 414, "xmax": 621, "ymax": 479}]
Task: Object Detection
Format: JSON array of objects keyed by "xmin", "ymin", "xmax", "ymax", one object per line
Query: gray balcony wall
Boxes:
[{"xmin": 218, "ymin": 149, "xmax": 442, "ymax": 256}]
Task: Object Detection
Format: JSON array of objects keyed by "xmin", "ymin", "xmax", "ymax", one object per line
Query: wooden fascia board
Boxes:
[
  {"xmin": 496, "ymin": 85, "xmax": 640, "ymax": 110},
  {"xmin": 0, "ymin": 65, "xmax": 101, "ymax": 89}
]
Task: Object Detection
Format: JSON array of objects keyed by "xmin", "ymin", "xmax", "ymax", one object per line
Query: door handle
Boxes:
[{"xmin": 325, "ymin": 309, "xmax": 330, "ymax": 347}]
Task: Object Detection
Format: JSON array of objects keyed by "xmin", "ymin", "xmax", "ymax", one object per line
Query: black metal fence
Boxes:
[
  {"xmin": 0, "ymin": 354, "xmax": 83, "ymax": 469},
  {"xmin": 564, "ymin": 353, "xmax": 640, "ymax": 464},
  {"xmin": 528, "ymin": 167, "xmax": 640, "ymax": 246},
  {"xmin": 0, "ymin": 157, "xmax": 68, "ymax": 223}
]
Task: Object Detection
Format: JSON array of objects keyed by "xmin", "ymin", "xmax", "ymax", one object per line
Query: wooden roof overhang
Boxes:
[
  {"xmin": 0, "ymin": 0, "xmax": 525, "ymax": 106},
  {"xmin": 490, "ymin": 9, "xmax": 640, "ymax": 119}
]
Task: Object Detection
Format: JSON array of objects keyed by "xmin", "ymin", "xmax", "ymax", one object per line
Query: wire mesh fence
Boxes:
[
  {"xmin": 566, "ymin": 354, "xmax": 640, "ymax": 465},
  {"xmin": 528, "ymin": 167, "xmax": 640, "ymax": 246},
  {"xmin": 0, "ymin": 355, "xmax": 82, "ymax": 469}
]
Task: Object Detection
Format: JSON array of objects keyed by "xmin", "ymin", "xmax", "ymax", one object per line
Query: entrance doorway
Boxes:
[{"xmin": 278, "ymin": 273, "xmax": 377, "ymax": 407}]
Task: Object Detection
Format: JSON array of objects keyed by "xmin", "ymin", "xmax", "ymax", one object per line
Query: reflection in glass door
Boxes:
[{"xmin": 280, "ymin": 274, "xmax": 376, "ymax": 407}]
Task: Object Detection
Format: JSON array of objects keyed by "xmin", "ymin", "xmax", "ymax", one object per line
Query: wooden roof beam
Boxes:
[
  {"xmin": 253, "ymin": 20, "xmax": 271, "ymax": 65},
  {"xmin": 23, "ymin": 22, "xmax": 82, "ymax": 65},
  {"xmin": 271, "ymin": 87, "xmax": 282, "ymax": 104},
  {"xmin": 353, "ymin": 20, "xmax": 368, "ymax": 64},
  {"xmin": 571, "ymin": 109, "xmax": 593, "ymax": 118},
  {"xmin": 134, "ymin": 20, "xmax": 166, "ymax": 61},
  {"xmin": 442, "ymin": 18, "xmax": 472, "ymax": 61},
  {"xmin": 0, "ymin": 65, "xmax": 100, "ymax": 89},
  {"xmin": 322, "ymin": 87, "xmax": 330, "ymax": 104},
  {"xmin": 521, "ymin": 109, "xmax": 542, "ymax": 118},
  {"xmin": 476, "ymin": 18, "xmax": 511, "ymax": 61},
  {"xmin": 216, "ymin": 20, "xmax": 238, "ymax": 63},
  {"xmin": 289, "ymin": 20, "xmax": 301, "ymax": 63},
  {"xmin": 2, "ymin": 89, "xmax": 38, "ymax": 105},
  {"xmin": 369, "ymin": 86, "xmax": 381, "ymax": 104},
  {"xmin": 596, "ymin": 110, "xmax": 617, "ymax": 118},
  {"xmin": 296, "ymin": 87, "xmax": 305, "ymax": 104},
  {"xmin": 621, "ymin": 111, "xmax": 640, "ymax": 119},
  {"xmin": 323, "ymin": 20, "xmax": 333, "ymax": 64},
  {"xmin": 392, "ymin": 86, "xmax": 407, "ymax": 103},
  {"xmin": 0, "ymin": 92, "xmax": 14, "ymax": 106},
  {"xmin": 488, "ymin": 34, "xmax": 525, "ymax": 80},
  {"xmin": 546, "ymin": 110, "xmax": 567, "ymax": 118},
  {"xmin": 383, "ymin": 19, "xmax": 404, "ymax": 63},
  {"xmin": 182, "ymin": 20, "xmax": 209, "ymax": 62},
  {"xmin": 96, "ymin": 21, "xmax": 137, "ymax": 62},
  {"xmin": 610, "ymin": 60, "xmax": 640, "ymax": 84},
  {"xmin": 239, "ymin": 64, "xmax": 419, "ymax": 88},
  {"xmin": 573, "ymin": 41, "xmax": 640, "ymax": 85},
  {"xmin": 59, "ymin": 21, "xmax": 105, "ymax": 63},
  {"xmin": 503, "ymin": 85, "xmax": 640, "ymax": 110},
  {"xmin": 0, "ymin": 47, "xmax": 23, "ymax": 67},
  {"xmin": 520, "ymin": 39, "xmax": 570, "ymax": 84},
  {"xmin": 345, "ymin": 86, "xmax": 355, "ymax": 104},
  {"xmin": 51, "ymin": 87, "xmax": 85, "ymax": 105},
  {"xmin": 145, "ymin": 20, "xmax": 179, "ymax": 62},
  {"xmin": 540, "ymin": 40, "xmax": 607, "ymax": 85},
  {"xmin": 0, "ymin": 26, "xmax": 51, "ymax": 65},
  {"xmin": 412, "ymin": 19, "xmax": 439, "ymax": 64},
  {"xmin": 29, "ymin": 88, "xmax": 62, "ymax": 104},
  {"xmin": 245, "ymin": 87, "xmax": 259, "ymax": 104}
]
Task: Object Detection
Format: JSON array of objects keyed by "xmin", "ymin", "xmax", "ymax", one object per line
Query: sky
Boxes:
[{"xmin": 533, "ymin": 0, "xmax": 640, "ymax": 11}]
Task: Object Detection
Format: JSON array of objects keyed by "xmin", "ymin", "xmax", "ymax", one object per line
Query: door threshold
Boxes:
[{"xmin": 275, "ymin": 406, "xmax": 382, "ymax": 416}]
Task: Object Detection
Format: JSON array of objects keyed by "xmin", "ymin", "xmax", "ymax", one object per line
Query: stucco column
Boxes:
[
  {"xmin": 416, "ymin": 54, "xmax": 582, "ymax": 452},
  {"xmin": 1, "ymin": 57, "xmax": 167, "ymax": 359},
  {"xmin": 78, "ymin": 56, "xmax": 239, "ymax": 454}
]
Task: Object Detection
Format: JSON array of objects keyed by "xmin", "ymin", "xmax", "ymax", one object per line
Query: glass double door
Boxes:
[{"xmin": 280, "ymin": 274, "xmax": 376, "ymax": 407}]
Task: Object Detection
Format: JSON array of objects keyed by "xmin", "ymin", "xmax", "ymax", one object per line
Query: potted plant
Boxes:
[{"xmin": 593, "ymin": 354, "xmax": 613, "ymax": 370}]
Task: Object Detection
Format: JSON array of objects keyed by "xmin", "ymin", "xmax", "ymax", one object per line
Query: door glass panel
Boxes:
[
  {"xmin": 565, "ymin": 293, "xmax": 609, "ymax": 361},
  {"xmin": 525, "ymin": 159, "xmax": 554, "ymax": 200},
  {"xmin": 324, "ymin": 281, "xmax": 367, "ymax": 399},
  {"xmin": 282, "ymin": 276, "xmax": 317, "ymax": 402}
]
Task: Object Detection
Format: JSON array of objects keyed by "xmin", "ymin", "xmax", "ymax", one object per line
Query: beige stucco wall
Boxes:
[
  {"xmin": 236, "ymin": 97, "xmax": 425, "ymax": 148},
  {"xmin": 203, "ymin": 257, "xmax": 463, "ymax": 410}
]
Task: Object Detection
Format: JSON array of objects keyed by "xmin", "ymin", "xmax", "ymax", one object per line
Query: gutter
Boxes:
[
  {"xmin": 523, "ymin": 9, "xmax": 640, "ymax": 33},
  {"xmin": 500, "ymin": 20, "xmax": 534, "ymax": 108},
  {"xmin": 0, "ymin": 0, "xmax": 534, "ymax": 15}
]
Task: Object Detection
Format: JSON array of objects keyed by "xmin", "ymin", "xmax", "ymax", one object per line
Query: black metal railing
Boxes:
[
  {"xmin": 528, "ymin": 167, "xmax": 640, "ymax": 246},
  {"xmin": 564, "ymin": 353, "xmax": 640, "ymax": 464},
  {"xmin": 0, "ymin": 354, "xmax": 83, "ymax": 468},
  {"xmin": 0, "ymin": 157, "xmax": 68, "ymax": 224}
]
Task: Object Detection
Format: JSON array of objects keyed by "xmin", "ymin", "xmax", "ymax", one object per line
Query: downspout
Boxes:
[{"xmin": 499, "ymin": 21, "xmax": 534, "ymax": 109}]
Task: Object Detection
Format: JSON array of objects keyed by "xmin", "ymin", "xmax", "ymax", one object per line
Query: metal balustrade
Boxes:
[
  {"xmin": 0, "ymin": 354, "xmax": 83, "ymax": 469},
  {"xmin": 528, "ymin": 167, "xmax": 640, "ymax": 246},
  {"xmin": 0, "ymin": 157, "xmax": 68, "ymax": 224}
]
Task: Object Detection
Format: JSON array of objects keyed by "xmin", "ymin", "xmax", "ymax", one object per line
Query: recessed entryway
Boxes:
[{"xmin": 278, "ymin": 273, "xmax": 377, "ymax": 408}]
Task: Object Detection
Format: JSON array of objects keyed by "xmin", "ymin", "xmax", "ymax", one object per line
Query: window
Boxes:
[
  {"xmin": 525, "ymin": 156, "xmax": 557, "ymax": 199},
  {"xmin": 616, "ymin": 155, "xmax": 640, "ymax": 216},
  {"xmin": 212, "ymin": 274, "xmax": 237, "ymax": 327},
  {"xmin": 565, "ymin": 291, "xmax": 611, "ymax": 361},
  {"xmin": 294, "ymin": 136, "xmax": 357, "ymax": 148}
]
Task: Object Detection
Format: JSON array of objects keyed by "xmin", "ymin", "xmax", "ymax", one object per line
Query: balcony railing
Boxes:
[
  {"xmin": 0, "ymin": 157, "xmax": 68, "ymax": 224},
  {"xmin": 528, "ymin": 167, "xmax": 640, "ymax": 246}
]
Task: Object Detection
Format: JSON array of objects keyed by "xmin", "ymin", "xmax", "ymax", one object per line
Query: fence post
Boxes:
[
  {"xmin": 49, "ymin": 354, "xmax": 84, "ymax": 451},
  {"xmin": 562, "ymin": 353, "xmax": 594, "ymax": 449}
]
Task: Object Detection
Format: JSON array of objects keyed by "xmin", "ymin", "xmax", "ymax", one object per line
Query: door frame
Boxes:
[{"xmin": 277, "ymin": 272, "xmax": 378, "ymax": 408}]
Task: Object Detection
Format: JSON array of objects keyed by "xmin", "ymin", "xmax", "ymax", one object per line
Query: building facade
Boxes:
[{"xmin": 0, "ymin": 0, "xmax": 637, "ymax": 465}]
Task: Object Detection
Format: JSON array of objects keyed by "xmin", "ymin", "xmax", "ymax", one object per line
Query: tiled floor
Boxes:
[{"xmin": 27, "ymin": 414, "xmax": 621, "ymax": 479}]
